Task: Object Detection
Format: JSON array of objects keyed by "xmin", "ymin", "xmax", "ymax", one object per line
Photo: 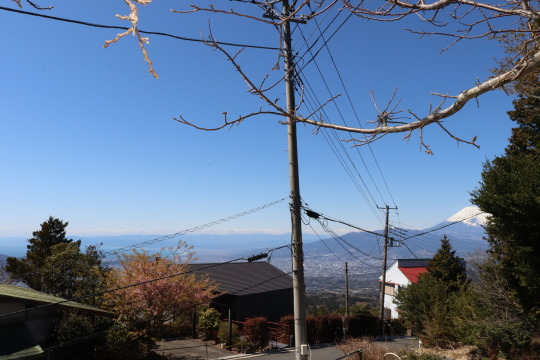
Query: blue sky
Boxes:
[{"xmin": 0, "ymin": 1, "xmax": 515, "ymax": 238}]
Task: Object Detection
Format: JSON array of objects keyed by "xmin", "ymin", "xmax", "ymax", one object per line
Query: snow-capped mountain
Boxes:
[{"xmin": 447, "ymin": 206, "xmax": 489, "ymax": 227}]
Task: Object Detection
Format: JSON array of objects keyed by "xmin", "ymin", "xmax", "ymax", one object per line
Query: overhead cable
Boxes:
[
  {"xmin": 400, "ymin": 212, "xmax": 486, "ymax": 241},
  {"xmin": 0, "ymin": 6, "xmax": 279, "ymax": 50},
  {"xmin": 103, "ymin": 197, "xmax": 288, "ymax": 256}
]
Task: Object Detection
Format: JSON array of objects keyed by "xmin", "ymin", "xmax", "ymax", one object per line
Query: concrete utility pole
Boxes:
[
  {"xmin": 282, "ymin": 0, "xmax": 308, "ymax": 359},
  {"xmin": 345, "ymin": 262, "xmax": 349, "ymax": 317},
  {"xmin": 378, "ymin": 204, "xmax": 397, "ymax": 337}
]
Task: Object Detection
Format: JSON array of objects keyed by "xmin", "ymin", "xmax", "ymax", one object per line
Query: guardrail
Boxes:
[{"xmin": 334, "ymin": 348, "xmax": 362, "ymax": 360}]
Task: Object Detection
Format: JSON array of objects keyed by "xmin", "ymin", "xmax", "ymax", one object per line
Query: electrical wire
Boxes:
[
  {"xmin": 292, "ymin": 10, "xmax": 397, "ymax": 224},
  {"xmin": 306, "ymin": 221, "xmax": 345, "ymax": 263},
  {"xmin": 310, "ymin": 16, "xmax": 397, "ymax": 207},
  {"xmin": 0, "ymin": 5, "xmax": 279, "ymax": 50},
  {"xmin": 103, "ymin": 197, "xmax": 287, "ymax": 256},
  {"xmin": 400, "ymin": 212, "xmax": 486, "ymax": 241}
]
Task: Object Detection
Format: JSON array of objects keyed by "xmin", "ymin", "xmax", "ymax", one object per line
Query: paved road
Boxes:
[
  {"xmin": 154, "ymin": 339, "xmax": 233, "ymax": 359},
  {"xmin": 218, "ymin": 344, "xmax": 345, "ymax": 360},
  {"xmin": 153, "ymin": 340, "xmax": 345, "ymax": 360}
]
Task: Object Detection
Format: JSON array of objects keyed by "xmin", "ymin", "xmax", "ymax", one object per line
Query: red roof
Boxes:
[{"xmin": 398, "ymin": 267, "xmax": 428, "ymax": 283}]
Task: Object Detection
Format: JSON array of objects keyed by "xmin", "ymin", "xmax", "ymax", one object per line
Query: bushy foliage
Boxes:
[
  {"xmin": 50, "ymin": 309, "xmax": 114, "ymax": 360},
  {"xmin": 343, "ymin": 315, "xmax": 379, "ymax": 338},
  {"xmin": 53, "ymin": 310, "xmax": 98, "ymax": 345},
  {"xmin": 449, "ymin": 259, "xmax": 535, "ymax": 359},
  {"xmin": 217, "ymin": 321, "xmax": 240, "ymax": 346},
  {"xmin": 198, "ymin": 307, "xmax": 221, "ymax": 341},
  {"xmin": 241, "ymin": 317, "xmax": 269, "ymax": 352},
  {"xmin": 103, "ymin": 320, "xmax": 154, "ymax": 360},
  {"xmin": 307, "ymin": 314, "xmax": 343, "ymax": 343}
]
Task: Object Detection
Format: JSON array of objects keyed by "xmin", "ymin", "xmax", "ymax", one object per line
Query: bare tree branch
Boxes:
[
  {"xmin": 104, "ymin": 0, "xmax": 158, "ymax": 79},
  {"xmin": 17, "ymin": 0, "xmax": 540, "ymax": 150}
]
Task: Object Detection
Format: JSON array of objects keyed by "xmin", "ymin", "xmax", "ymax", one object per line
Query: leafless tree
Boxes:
[{"xmin": 13, "ymin": 0, "xmax": 540, "ymax": 150}]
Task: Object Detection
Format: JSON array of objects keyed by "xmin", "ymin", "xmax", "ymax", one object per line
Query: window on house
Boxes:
[{"xmin": 384, "ymin": 283, "xmax": 395, "ymax": 296}]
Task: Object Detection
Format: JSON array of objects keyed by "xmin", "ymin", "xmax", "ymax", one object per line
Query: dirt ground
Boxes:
[{"xmin": 153, "ymin": 338, "xmax": 237, "ymax": 360}]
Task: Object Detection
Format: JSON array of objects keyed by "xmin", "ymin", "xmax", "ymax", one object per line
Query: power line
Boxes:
[
  {"xmin": 308, "ymin": 17, "xmax": 397, "ymax": 208},
  {"xmin": 0, "ymin": 5, "xmax": 279, "ymax": 50},
  {"xmin": 293, "ymin": 12, "xmax": 396, "ymax": 224},
  {"xmin": 400, "ymin": 212, "xmax": 486, "ymax": 241},
  {"xmin": 303, "ymin": 206, "xmax": 385, "ymax": 238},
  {"xmin": 103, "ymin": 197, "xmax": 287, "ymax": 256}
]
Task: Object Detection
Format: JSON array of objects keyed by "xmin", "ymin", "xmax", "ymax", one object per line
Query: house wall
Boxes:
[
  {"xmin": 212, "ymin": 288, "xmax": 293, "ymax": 323},
  {"xmin": 0, "ymin": 300, "xmax": 58, "ymax": 344},
  {"xmin": 382, "ymin": 265, "xmax": 411, "ymax": 319},
  {"xmin": 0, "ymin": 301, "xmax": 25, "ymax": 324}
]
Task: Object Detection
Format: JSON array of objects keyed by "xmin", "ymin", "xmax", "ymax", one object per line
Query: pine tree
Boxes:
[
  {"xmin": 5, "ymin": 217, "xmax": 108, "ymax": 304},
  {"xmin": 505, "ymin": 90, "xmax": 540, "ymax": 156},
  {"xmin": 394, "ymin": 236, "xmax": 467, "ymax": 342},
  {"xmin": 6, "ymin": 217, "xmax": 76, "ymax": 291},
  {"xmin": 428, "ymin": 235, "xmax": 468, "ymax": 292}
]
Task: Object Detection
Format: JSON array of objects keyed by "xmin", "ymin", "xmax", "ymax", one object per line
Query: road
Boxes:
[
  {"xmin": 153, "ymin": 340, "xmax": 346, "ymax": 360},
  {"xmin": 218, "ymin": 345, "xmax": 345, "ymax": 360}
]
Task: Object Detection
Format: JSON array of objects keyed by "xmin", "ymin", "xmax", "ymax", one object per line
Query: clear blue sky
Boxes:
[{"xmin": 0, "ymin": 1, "xmax": 515, "ymax": 238}]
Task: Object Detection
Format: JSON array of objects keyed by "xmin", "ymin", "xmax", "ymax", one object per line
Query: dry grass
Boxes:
[
  {"xmin": 338, "ymin": 338, "xmax": 405, "ymax": 360},
  {"xmin": 417, "ymin": 345, "xmax": 476, "ymax": 360},
  {"xmin": 338, "ymin": 337, "xmax": 479, "ymax": 360}
]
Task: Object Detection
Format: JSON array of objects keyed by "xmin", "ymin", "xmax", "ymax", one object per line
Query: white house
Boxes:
[{"xmin": 379, "ymin": 259, "xmax": 430, "ymax": 319}]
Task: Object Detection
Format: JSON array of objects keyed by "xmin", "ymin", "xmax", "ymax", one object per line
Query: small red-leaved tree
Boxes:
[{"xmin": 106, "ymin": 241, "xmax": 217, "ymax": 333}]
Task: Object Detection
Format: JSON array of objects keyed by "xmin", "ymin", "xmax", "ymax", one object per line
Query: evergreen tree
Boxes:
[
  {"xmin": 505, "ymin": 90, "xmax": 540, "ymax": 156},
  {"xmin": 6, "ymin": 217, "xmax": 108, "ymax": 304},
  {"xmin": 395, "ymin": 236, "xmax": 467, "ymax": 345},
  {"xmin": 471, "ymin": 78, "xmax": 540, "ymax": 316},
  {"xmin": 6, "ymin": 217, "xmax": 76, "ymax": 291},
  {"xmin": 471, "ymin": 154, "xmax": 540, "ymax": 314},
  {"xmin": 428, "ymin": 235, "xmax": 468, "ymax": 292}
]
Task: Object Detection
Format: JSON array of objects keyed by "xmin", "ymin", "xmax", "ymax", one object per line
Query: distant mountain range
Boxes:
[{"xmin": 0, "ymin": 206, "xmax": 490, "ymax": 294}]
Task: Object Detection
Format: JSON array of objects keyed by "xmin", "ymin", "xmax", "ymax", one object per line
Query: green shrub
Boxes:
[
  {"xmin": 53, "ymin": 310, "xmax": 96, "ymax": 346},
  {"xmin": 198, "ymin": 307, "xmax": 221, "ymax": 341},
  {"xmin": 217, "ymin": 321, "xmax": 240, "ymax": 346},
  {"xmin": 315, "ymin": 314, "xmax": 342, "ymax": 344},
  {"xmin": 104, "ymin": 321, "xmax": 153, "ymax": 360},
  {"xmin": 343, "ymin": 315, "xmax": 379, "ymax": 338},
  {"xmin": 472, "ymin": 321, "xmax": 533, "ymax": 359}
]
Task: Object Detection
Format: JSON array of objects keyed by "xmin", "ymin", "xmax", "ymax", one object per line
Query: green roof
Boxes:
[{"xmin": 0, "ymin": 284, "xmax": 111, "ymax": 316}]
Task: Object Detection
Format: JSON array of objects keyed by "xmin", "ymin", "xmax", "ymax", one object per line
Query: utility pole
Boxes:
[
  {"xmin": 282, "ymin": 1, "xmax": 308, "ymax": 359},
  {"xmin": 345, "ymin": 262, "xmax": 349, "ymax": 317},
  {"xmin": 344, "ymin": 262, "xmax": 349, "ymax": 339},
  {"xmin": 378, "ymin": 204, "xmax": 397, "ymax": 337}
]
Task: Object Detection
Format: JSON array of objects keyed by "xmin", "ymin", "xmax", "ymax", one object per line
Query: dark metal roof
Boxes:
[
  {"xmin": 396, "ymin": 259, "xmax": 431, "ymax": 268},
  {"xmin": 187, "ymin": 262, "xmax": 292, "ymax": 296}
]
